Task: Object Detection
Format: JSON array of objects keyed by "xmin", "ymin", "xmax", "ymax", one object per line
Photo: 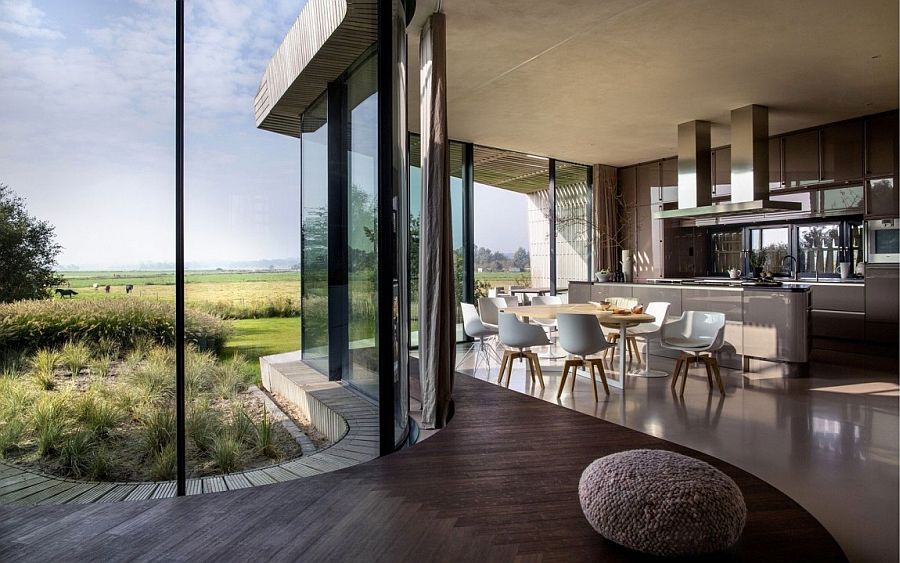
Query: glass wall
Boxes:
[
  {"xmin": 555, "ymin": 161, "xmax": 592, "ymax": 288},
  {"xmin": 797, "ymin": 222, "xmax": 842, "ymax": 275},
  {"xmin": 408, "ymin": 135, "xmax": 465, "ymax": 345},
  {"xmin": 346, "ymin": 55, "xmax": 380, "ymax": 399},
  {"xmin": 300, "ymin": 97, "xmax": 330, "ymax": 374}
]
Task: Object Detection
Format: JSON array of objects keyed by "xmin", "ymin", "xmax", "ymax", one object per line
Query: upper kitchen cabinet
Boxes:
[
  {"xmin": 660, "ymin": 158, "xmax": 678, "ymax": 202},
  {"xmin": 712, "ymin": 147, "xmax": 731, "ymax": 197},
  {"xmin": 783, "ymin": 130, "xmax": 820, "ymax": 187},
  {"xmin": 821, "ymin": 120, "xmax": 864, "ymax": 182},
  {"xmin": 620, "ymin": 165, "xmax": 636, "ymax": 208},
  {"xmin": 636, "ymin": 162, "xmax": 658, "ymax": 207},
  {"xmin": 866, "ymin": 177, "xmax": 898, "ymax": 218},
  {"xmin": 866, "ymin": 112, "xmax": 899, "ymax": 177},
  {"xmin": 769, "ymin": 137, "xmax": 783, "ymax": 190}
]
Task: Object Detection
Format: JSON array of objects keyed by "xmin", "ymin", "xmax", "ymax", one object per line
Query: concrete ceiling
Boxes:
[{"xmin": 408, "ymin": 0, "xmax": 899, "ymax": 167}]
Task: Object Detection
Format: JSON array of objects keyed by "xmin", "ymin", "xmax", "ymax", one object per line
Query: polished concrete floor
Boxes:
[{"xmin": 453, "ymin": 343, "xmax": 899, "ymax": 563}]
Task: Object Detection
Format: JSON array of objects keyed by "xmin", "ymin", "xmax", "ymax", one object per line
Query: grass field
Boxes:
[{"xmin": 222, "ymin": 317, "xmax": 300, "ymax": 372}]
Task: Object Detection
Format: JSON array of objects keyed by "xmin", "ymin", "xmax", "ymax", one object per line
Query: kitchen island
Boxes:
[{"xmin": 569, "ymin": 280, "xmax": 812, "ymax": 376}]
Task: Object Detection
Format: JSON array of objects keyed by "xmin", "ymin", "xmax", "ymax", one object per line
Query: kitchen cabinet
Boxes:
[
  {"xmin": 865, "ymin": 265, "xmax": 899, "ymax": 344},
  {"xmin": 769, "ymin": 137, "xmax": 783, "ymax": 190},
  {"xmin": 660, "ymin": 158, "xmax": 678, "ymax": 202},
  {"xmin": 866, "ymin": 177, "xmax": 898, "ymax": 218},
  {"xmin": 634, "ymin": 205, "xmax": 654, "ymax": 280},
  {"xmin": 636, "ymin": 162, "xmax": 658, "ymax": 207},
  {"xmin": 567, "ymin": 282, "xmax": 592, "ymax": 303},
  {"xmin": 783, "ymin": 130, "xmax": 820, "ymax": 187},
  {"xmin": 866, "ymin": 112, "xmax": 899, "ymax": 177},
  {"xmin": 810, "ymin": 285, "xmax": 865, "ymax": 341},
  {"xmin": 713, "ymin": 147, "xmax": 731, "ymax": 197},
  {"xmin": 620, "ymin": 166, "xmax": 636, "ymax": 208},
  {"xmin": 821, "ymin": 121, "xmax": 864, "ymax": 182}
]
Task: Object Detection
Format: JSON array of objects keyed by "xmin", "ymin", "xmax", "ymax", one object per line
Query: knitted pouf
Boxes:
[{"xmin": 578, "ymin": 449, "xmax": 747, "ymax": 557}]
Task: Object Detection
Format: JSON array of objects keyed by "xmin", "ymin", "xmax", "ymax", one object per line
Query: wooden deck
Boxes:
[
  {"xmin": 0, "ymin": 359, "xmax": 844, "ymax": 561},
  {"xmin": 0, "ymin": 361, "xmax": 378, "ymax": 506}
]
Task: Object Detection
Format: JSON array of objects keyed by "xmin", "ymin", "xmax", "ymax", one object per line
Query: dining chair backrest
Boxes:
[
  {"xmin": 661, "ymin": 311, "xmax": 726, "ymax": 351},
  {"xmin": 477, "ymin": 297, "xmax": 505, "ymax": 325},
  {"xmin": 498, "ymin": 312, "xmax": 550, "ymax": 349},
  {"xmin": 530, "ymin": 295, "xmax": 562, "ymax": 307},
  {"xmin": 495, "ymin": 295, "xmax": 519, "ymax": 307},
  {"xmin": 460, "ymin": 302, "xmax": 494, "ymax": 338},
  {"xmin": 557, "ymin": 313, "xmax": 610, "ymax": 357},
  {"xmin": 644, "ymin": 301, "xmax": 671, "ymax": 331}
]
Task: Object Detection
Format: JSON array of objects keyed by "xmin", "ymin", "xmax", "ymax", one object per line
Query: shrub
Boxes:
[
  {"xmin": 187, "ymin": 400, "xmax": 219, "ymax": 453},
  {"xmin": 0, "ymin": 420, "xmax": 24, "ymax": 457},
  {"xmin": 151, "ymin": 443, "xmax": 177, "ymax": 481},
  {"xmin": 60, "ymin": 340, "xmax": 91, "ymax": 377},
  {"xmin": 92, "ymin": 336, "xmax": 121, "ymax": 360},
  {"xmin": 76, "ymin": 394, "xmax": 122, "ymax": 438},
  {"xmin": 211, "ymin": 433, "xmax": 241, "ymax": 473},
  {"xmin": 194, "ymin": 296, "xmax": 300, "ymax": 320},
  {"xmin": 30, "ymin": 348, "xmax": 59, "ymax": 390},
  {"xmin": 254, "ymin": 409, "xmax": 277, "ymax": 459},
  {"xmin": 32, "ymin": 395, "xmax": 69, "ymax": 456},
  {"xmin": 185, "ymin": 348, "xmax": 216, "ymax": 399},
  {"xmin": 0, "ymin": 299, "xmax": 230, "ymax": 354},
  {"xmin": 228, "ymin": 405, "xmax": 254, "ymax": 444},
  {"xmin": 89, "ymin": 357, "xmax": 111, "ymax": 380},
  {"xmin": 88, "ymin": 446, "xmax": 112, "ymax": 480},
  {"xmin": 58, "ymin": 431, "xmax": 95, "ymax": 478},
  {"xmin": 140, "ymin": 408, "xmax": 175, "ymax": 456},
  {"xmin": 214, "ymin": 356, "xmax": 249, "ymax": 399}
]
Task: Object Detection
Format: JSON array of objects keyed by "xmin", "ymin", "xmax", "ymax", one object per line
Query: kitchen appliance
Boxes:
[{"xmin": 866, "ymin": 218, "xmax": 900, "ymax": 264}]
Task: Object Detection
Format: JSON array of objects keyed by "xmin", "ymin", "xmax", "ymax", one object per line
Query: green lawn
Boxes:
[
  {"xmin": 222, "ymin": 317, "xmax": 301, "ymax": 380},
  {"xmin": 61, "ymin": 269, "xmax": 299, "ymax": 288}
]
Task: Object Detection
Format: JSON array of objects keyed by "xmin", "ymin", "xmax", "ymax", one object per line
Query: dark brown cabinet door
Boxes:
[
  {"xmin": 866, "ymin": 177, "xmax": 898, "ymax": 218},
  {"xmin": 634, "ymin": 205, "xmax": 654, "ymax": 280},
  {"xmin": 636, "ymin": 162, "xmax": 658, "ymax": 207},
  {"xmin": 783, "ymin": 130, "xmax": 820, "ymax": 187},
  {"xmin": 661, "ymin": 157, "xmax": 678, "ymax": 202},
  {"xmin": 769, "ymin": 137, "xmax": 782, "ymax": 190},
  {"xmin": 866, "ymin": 113, "xmax": 899, "ymax": 177},
  {"xmin": 620, "ymin": 166, "xmax": 636, "ymax": 208},
  {"xmin": 821, "ymin": 121, "xmax": 864, "ymax": 182},
  {"xmin": 713, "ymin": 147, "xmax": 731, "ymax": 197}
]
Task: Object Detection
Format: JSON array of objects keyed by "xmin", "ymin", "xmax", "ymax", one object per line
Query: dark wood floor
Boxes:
[{"xmin": 0, "ymin": 360, "xmax": 845, "ymax": 562}]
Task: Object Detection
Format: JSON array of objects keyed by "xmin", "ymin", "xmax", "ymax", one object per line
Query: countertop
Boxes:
[{"xmin": 570, "ymin": 279, "xmax": 812, "ymax": 292}]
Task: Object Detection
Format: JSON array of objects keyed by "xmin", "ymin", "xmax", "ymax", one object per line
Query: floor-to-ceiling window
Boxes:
[
  {"xmin": 346, "ymin": 55, "xmax": 380, "ymax": 399},
  {"xmin": 555, "ymin": 161, "xmax": 592, "ymax": 288},
  {"xmin": 300, "ymin": 97, "xmax": 329, "ymax": 374}
]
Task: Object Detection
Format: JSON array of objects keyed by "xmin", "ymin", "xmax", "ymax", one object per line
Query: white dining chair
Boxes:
[
  {"xmin": 660, "ymin": 311, "xmax": 726, "ymax": 396},
  {"xmin": 606, "ymin": 302, "xmax": 671, "ymax": 375},
  {"xmin": 457, "ymin": 303, "xmax": 501, "ymax": 373},
  {"xmin": 477, "ymin": 297, "xmax": 514, "ymax": 329},
  {"xmin": 497, "ymin": 312, "xmax": 548, "ymax": 389},
  {"xmin": 556, "ymin": 313, "xmax": 615, "ymax": 400}
]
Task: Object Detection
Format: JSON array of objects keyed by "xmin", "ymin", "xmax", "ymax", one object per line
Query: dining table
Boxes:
[{"xmin": 498, "ymin": 303, "xmax": 654, "ymax": 392}]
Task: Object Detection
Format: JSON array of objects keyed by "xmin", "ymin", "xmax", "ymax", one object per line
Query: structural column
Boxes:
[{"xmin": 418, "ymin": 12, "xmax": 455, "ymax": 429}]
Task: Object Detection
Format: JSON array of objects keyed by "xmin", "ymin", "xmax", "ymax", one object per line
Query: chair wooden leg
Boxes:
[
  {"xmin": 606, "ymin": 334, "xmax": 618, "ymax": 360},
  {"xmin": 671, "ymin": 355, "xmax": 684, "ymax": 391},
  {"xmin": 525, "ymin": 352, "xmax": 535, "ymax": 384},
  {"xmin": 557, "ymin": 362, "xmax": 571, "ymax": 398},
  {"xmin": 629, "ymin": 337, "xmax": 642, "ymax": 364},
  {"xmin": 497, "ymin": 352, "xmax": 510, "ymax": 384},
  {"xmin": 710, "ymin": 356, "xmax": 725, "ymax": 395},
  {"xmin": 570, "ymin": 361, "xmax": 579, "ymax": 391},
  {"xmin": 592, "ymin": 359, "xmax": 610, "ymax": 394},
  {"xmin": 679, "ymin": 355, "xmax": 690, "ymax": 396},
  {"xmin": 531, "ymin": 352, "xmax": 545, "ymax": 389},
  {"xmin": 702, "ymin": 356, "xmax": 714, "ymax": 389},
  {"xmin": 589, "ymin": 362, "xmax": 598, "ymax": 401}
]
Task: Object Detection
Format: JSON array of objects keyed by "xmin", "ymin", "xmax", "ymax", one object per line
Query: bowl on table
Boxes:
[{"xmin": 631, "ymin": 305, "xmax": 644, "ymax": 314}]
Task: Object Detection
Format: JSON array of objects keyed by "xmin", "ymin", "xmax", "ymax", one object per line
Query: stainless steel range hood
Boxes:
[{"xmin": 655, "ymin": 105, "xmax": 801, "ymax": 219}]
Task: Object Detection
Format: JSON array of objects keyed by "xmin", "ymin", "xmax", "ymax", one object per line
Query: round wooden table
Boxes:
[{"xmin": 499, "ymin": 303, "xmax": 654, "ymax": 391}]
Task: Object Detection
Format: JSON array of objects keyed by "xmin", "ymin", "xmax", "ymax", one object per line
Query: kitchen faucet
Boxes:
[{"xmin": 781, "ymin": 255, "xmax": 797, "ymax": 280}]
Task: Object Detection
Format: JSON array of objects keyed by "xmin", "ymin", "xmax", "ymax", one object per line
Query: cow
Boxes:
[
  {"xmin": 125, "ymin": 284, "xmax": 134, "ymax": 294},
  {"xmin": 55, "ymin": 288, "xmax": 78, "ymax": 298},
  {"xmin": 104, "ymin": 285, "xmax": 111, "ymax": 293},
  {"xmin": 92, "ymin": 283, "xmax": 99, "ymax": 291}
]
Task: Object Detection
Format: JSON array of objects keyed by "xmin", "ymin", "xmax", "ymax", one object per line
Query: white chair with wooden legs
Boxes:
[
  {"xmin": 457, "ymin": 303, "xmax": 501, "ymax": 373},
  {"xmin": 602, "ymin": 297, "xmax": 640, "ymax": 362},
  {"xmin": 619, "ymin": 302, "xmax": 671, "ymax": 377},
  {"xmin": 497, "ymin": 312, "xmax": 549, "ymax": 389},
  {"xmin": 529, "ymin": 295, "xmax": 562, "ymax": 350},
  {"xmin": 660, "ymin": 311, "xmax": 727, "ymax": 396},
  {"xmin": 556, "ymin": 313, "xmax": 616, "ymax": 401}
]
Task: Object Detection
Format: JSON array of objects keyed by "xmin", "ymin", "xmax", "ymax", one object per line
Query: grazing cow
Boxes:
[
  {"xmin": 92, "ymin": 283, "xmax": 99, "ymax": 291},
  {"xmin": 125, "ymin": 284, "xmax": 134, "ymax": 294},
  {"xmin": 55, "ymin": 288, "xmax": 78, "ymax": 298},
  {"xmin": 104, "ymin": 285, "xmax": 111, "ymax": 293}
]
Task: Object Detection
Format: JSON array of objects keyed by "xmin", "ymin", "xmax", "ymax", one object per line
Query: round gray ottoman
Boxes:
[{"xmin": 578, "ymin": 449, "xmax": 747, "ymax": 556}]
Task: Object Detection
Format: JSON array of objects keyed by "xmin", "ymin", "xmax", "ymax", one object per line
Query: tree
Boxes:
[
  {"xmin": 512, "ymin": 247, "xmax": 529, "ymax": 270},
  {"xmin": 0, "ymin": 184, "xmax": 63, "ymax": 302}
]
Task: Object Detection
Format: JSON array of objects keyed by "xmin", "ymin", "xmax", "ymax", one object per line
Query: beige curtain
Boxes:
[
  {"xmin": 418, "ymin": 12, "xmax": 455, "ymax": 429},
  {"xmin": 593, "ymin": 164, "xmax": 619, "ymax": 273}
]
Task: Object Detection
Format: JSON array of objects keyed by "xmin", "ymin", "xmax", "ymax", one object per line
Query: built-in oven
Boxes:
[{"xmin": 866, "ymin": 218, "xmax": 899, "ymax": 263}]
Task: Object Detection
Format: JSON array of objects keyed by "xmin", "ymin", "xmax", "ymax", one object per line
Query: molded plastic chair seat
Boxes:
[
  {"xmin": 660, "ymin": 311, "xmax": 726, "ymax": 396},
  {"xmin": 556, "ymin": 313, "xmax": 616, "ymax": 400},
  {"xmin": 529, "ymin": 295, "xmax": 562, "ymax": 328},
  {"xmin": 478, "ymin": 296, "xmax": 516, "ymax": 329},
  {"xmin": 606, "ymin": 302, "xmax": 671, "ymax": 368},
  {"xmin": 496, "ymin": 312, "xmax": 548, "ymax": 389},
  {"xmin": 458, "ymin": 302, "xmax": 500, "ymax": 372}
]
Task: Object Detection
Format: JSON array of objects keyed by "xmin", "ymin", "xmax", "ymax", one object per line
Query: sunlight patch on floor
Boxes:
[{"xmin": 811, "ymin": 382, "xmax": 900, "ymax": 396}]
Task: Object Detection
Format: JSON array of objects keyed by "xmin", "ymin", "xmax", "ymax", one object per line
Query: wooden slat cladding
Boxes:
[{"xmin": 255, "ymin": 0, "xmax": 377, "ymax": 137}]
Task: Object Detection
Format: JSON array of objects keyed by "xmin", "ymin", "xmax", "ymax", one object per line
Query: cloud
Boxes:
[{"xmin": 0, "ymin": 0, "xmax": 64, "ymax": 39}]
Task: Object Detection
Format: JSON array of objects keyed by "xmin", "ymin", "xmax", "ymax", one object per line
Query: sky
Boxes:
[{"xmin": 0, "ymin": 0, "xmax": 528, "ymax": 270}]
